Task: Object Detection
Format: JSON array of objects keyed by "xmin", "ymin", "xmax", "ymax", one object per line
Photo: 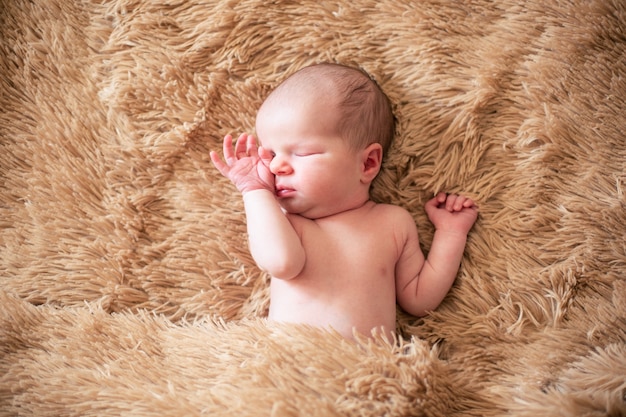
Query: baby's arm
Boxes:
[
  {"xmin": 211, "ymin": 134, "xmax": 305, "ymax": 279},
  {"xmin": 396, "ymin": 193, "xmax": 478, "ymax": 317}
]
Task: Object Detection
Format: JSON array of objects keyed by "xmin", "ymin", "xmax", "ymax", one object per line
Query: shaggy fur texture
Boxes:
[{"xmin": 1, "ymin": 0, "xmax": 625, "ymax": 415}]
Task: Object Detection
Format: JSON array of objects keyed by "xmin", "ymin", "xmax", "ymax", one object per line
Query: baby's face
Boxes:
[{"xmin": 255, "ymin": 93, "xmax": 367, "ymax": 219}]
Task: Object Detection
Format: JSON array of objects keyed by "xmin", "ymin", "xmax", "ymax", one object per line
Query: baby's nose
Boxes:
[{"xmin": 269, "ymin": 156, "xmax": 292, "ymax": 175}]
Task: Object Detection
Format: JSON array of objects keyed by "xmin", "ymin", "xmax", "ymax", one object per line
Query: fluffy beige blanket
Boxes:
[{"xmin": 1, "ymin": 1, "xmax": 625, "ymax": 415}]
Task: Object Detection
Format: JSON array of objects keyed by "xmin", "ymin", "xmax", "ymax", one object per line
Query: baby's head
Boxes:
[{"xmin": 257, "ymin": 63, "xmax": 395, "ymax": 154}]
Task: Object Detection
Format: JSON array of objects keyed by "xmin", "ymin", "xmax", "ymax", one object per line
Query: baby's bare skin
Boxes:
[
  {"xmin": 210, "ymin": 64, "xmax": 478, "ymax": 340},
  {"xmin": 269, "ymin": 201, "xmax": 406, "ymax": 338}
]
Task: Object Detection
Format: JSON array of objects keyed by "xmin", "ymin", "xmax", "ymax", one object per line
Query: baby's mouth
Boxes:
[{"xmin": 275, "ymin": 186, "xmax": 294, "ymax": 198}]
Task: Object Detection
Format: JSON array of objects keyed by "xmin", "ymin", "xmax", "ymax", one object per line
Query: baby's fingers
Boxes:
[
  {"xmin": 234, "ymin": 133, "xmax": 249, "ymax": 159},
  {"xmin": 446, "ymin": 194, "xmax": 477, "ymax": 212},
  {"xmin": 258, "ymin": 145, "xmax": 274, "ymax": 167},
  {"xmin": 445, "ymin": 194, "xmax": 460, "ymax": 211},
  {"xmin": 210, "ymin": 150, "xmax": 230, "ymax": 177},
  {"xmin": 434, "ymin": 192, "xmax": 447, "ymax": 205},
  {"xmin": 451, "ymin": 195, "xmax": 478, "ymax": 212},
  {"xmin": 246, "ymin": 134, "xmax": 259, "ymax": 156},
  {"xmin": 222, "ymin": 134, "xmax": 236, "ymax": 164},
  {"xmin": 463, "ymin": 197, "xmax": 477, "ymax": 209}
]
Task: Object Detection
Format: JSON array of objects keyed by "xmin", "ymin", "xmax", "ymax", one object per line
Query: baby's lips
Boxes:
[{"xmin": 275, "ymin": 185, "xmax": 294, "ymax": 198}]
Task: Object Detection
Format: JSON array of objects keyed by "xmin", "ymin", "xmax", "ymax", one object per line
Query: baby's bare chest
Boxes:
[{"xmin": 298, "ymin": 220, "xmax": 399, "ymax": 281}]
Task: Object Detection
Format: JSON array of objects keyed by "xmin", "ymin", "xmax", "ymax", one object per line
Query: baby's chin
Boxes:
[
  {"xmin": 288, "ymin": 207, "xmax": 347, "ymax": 221},
  {"xmin": 280, "ymin": 202, "xmax": 329, "ymax": 220},
  {"xmin": 281, "ymin": 199, "xmax": 370, "ymax": 220}
]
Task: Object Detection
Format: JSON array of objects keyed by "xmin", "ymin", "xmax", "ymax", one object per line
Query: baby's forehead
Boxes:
[
  {"xmin": 273, "ymin": 75, "xmax": 338, "ymax": 102},
  {"xmin": 260, "ymin": 81, "xmax": 339, "ymax": 116},
  {"xmin": 266, "ymin": 67, "xmax": 370, "ymax": 114}
]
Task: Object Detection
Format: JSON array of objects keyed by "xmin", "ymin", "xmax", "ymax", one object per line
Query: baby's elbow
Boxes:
[
  {"xmin": 261, "ymin": 252, "xmax": 305, "ymax": 280},
  {"xmin": 266, "ymin": 263, "xmax": 301, "ymax": 280},
  {"xmin": 398, "ymin": 298, "xmax": 432, "ymax": 318},
  {"xmin": 402, "ymin": 305, "xmax": 429, "ymax": 318},
  {"xmin": 413, "ymin": 309, "xmax": 430, "ymax": 318}
]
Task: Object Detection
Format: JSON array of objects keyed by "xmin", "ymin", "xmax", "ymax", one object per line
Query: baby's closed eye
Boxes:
[{"xmin": 294, "ymin": 148, "xmax": 323, "ymax": 157}]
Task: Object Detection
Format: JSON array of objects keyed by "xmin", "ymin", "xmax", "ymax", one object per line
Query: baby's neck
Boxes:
[{"xmin": 305, "ymin": 199, "xmax": 376, "ymax": 221}]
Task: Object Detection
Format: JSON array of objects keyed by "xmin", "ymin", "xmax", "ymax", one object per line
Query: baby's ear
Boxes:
[{"xmin": 360, "ymin": 143, "xmax": 383, "ymax": 183}]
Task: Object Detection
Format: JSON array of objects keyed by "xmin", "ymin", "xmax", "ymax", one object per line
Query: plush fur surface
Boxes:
[{"xmin": 1, "ymin": 0, "xmax": 625, "ymax": 415}]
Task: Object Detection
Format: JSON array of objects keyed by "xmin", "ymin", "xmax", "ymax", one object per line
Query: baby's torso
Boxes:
[{"xmin": 268, "ymin": 202, "xmax": 409, "ymax": 339}]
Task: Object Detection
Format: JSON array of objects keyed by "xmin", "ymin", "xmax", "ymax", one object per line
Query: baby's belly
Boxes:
[{"xmin": 268, "ymin": 277, "xmax": 396, "ymax": 339}]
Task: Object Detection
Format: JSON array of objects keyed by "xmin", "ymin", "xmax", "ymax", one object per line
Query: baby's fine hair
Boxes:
[{"xmin": 270, "ymin": 63, "xmax": 395, "ymax": 153}]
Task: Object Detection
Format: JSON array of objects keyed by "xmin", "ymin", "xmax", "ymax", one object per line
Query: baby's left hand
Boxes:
[{"xmin": 424, "ymin": 193, "xmax": 478, "ymax": 235}]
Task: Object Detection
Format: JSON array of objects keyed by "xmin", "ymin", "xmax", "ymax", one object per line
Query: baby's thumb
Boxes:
[{"xmin": 423, "ymin": 195, "xmax": 444, "ymax": 221}]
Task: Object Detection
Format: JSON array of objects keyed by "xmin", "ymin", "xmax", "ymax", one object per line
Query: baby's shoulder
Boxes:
[
  {"xmin": 370, "ymin": 201, "xmax": 411, "ymax": 216},
  {"xmin": 369, "ymin": 202, "xmax": 415, "ymax": 225}
]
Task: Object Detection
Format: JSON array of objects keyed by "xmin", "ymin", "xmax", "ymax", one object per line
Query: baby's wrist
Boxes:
[
  {"xmin": 433, "ymin": 228, "xmax": 469, "ymax": 240},
  {"xmin": 238, "ymin": 182, "xmax": 274, "ymax": 195},
  {"xmin": 242, "ymin": 187, "xmax": 275, "ymax": 199}
]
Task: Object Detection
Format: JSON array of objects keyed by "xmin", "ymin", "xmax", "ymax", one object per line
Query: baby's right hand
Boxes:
[{"xmin": 210, "ymin": 133, "xmax": 275, "ymax": 194}]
